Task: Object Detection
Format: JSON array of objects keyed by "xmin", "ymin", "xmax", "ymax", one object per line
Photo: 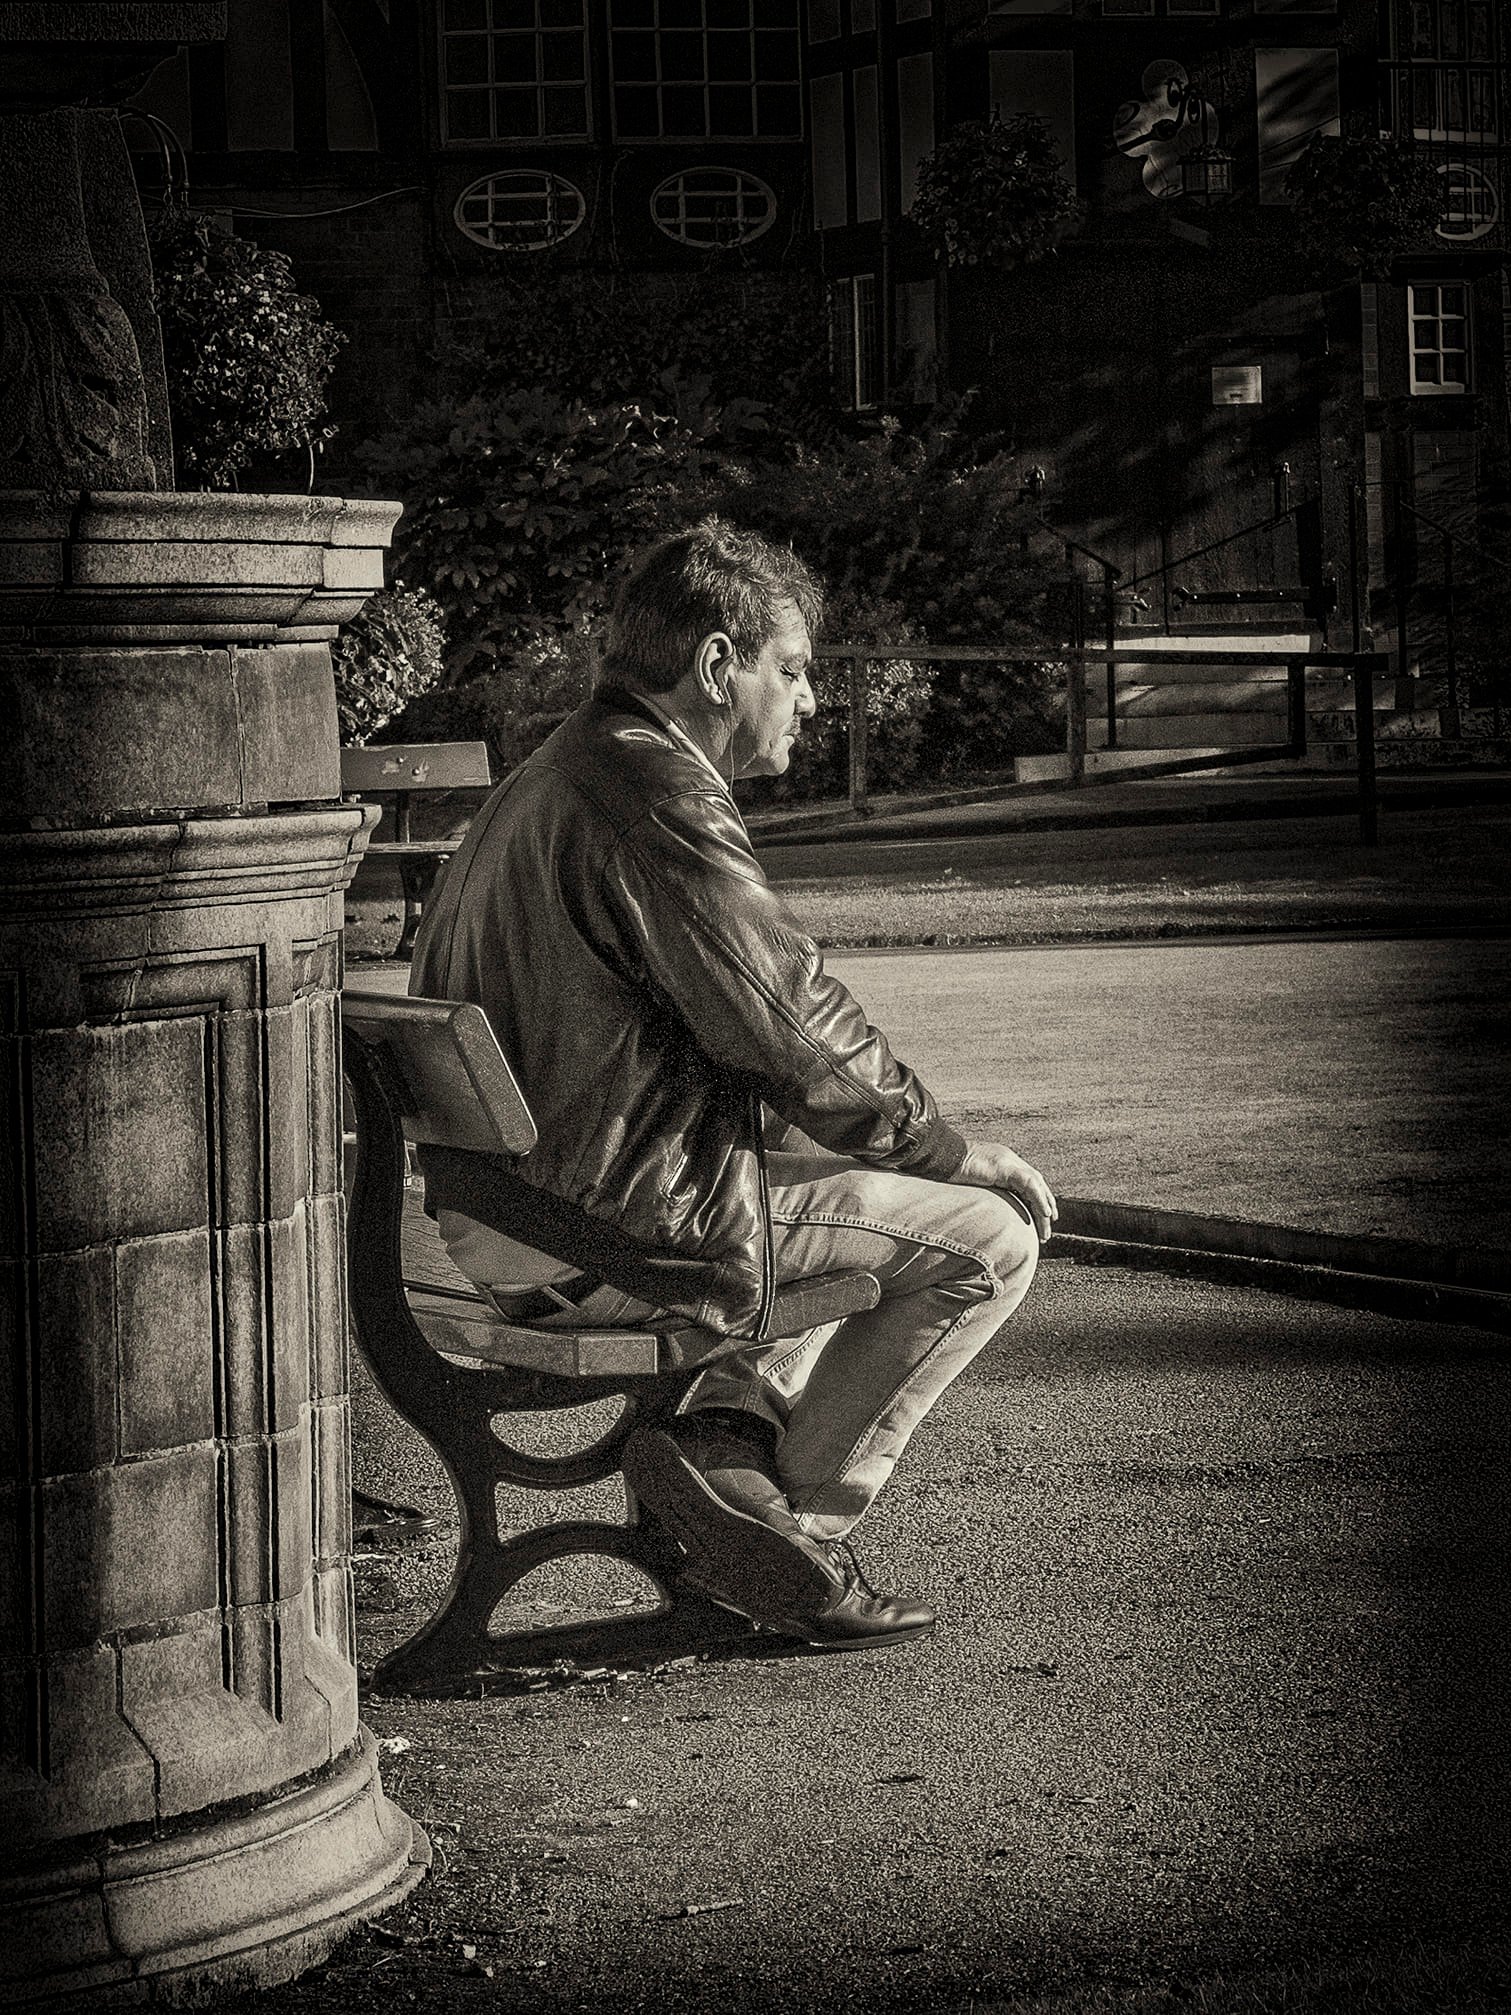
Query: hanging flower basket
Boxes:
[
  {"xmin": 912, "ymin": 115, "xmax": 1080, "ymax": 272},
  {"xmin": 1285, "ymin": 132, "xmax": 1443, "ymax": 279}
]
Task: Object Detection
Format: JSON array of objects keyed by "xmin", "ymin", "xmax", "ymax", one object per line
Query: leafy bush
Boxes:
[
  {"xmin": 355, "ymin": 386, "xmax": 738, "ymax": 681},
  {"xmin": 1286, "ymin": 133, "xmax": 1442, "ymax": 278},
  {"xmin": 332, "ymin": 585, "xmax": 447, "ymax": 746},
  {"xmin": 912, "ymin": 115, "xmax": 1079, "ymax": 272},
  {"xmin": 447, "ymin": 270, "xmax": 833, "ymax": 444},
  {"xmin": 718, "ymin": 408, "xmax": 1059, "ymax": 785},
  {"xmin": 148, "ymin": 209, "xmax": 344, "ymax": 489},
  {"xmin": 358, "ymin": 390, "xmax": 1060, "ymax": 788}
]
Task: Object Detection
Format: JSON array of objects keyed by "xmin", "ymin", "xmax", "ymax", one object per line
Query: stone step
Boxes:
[{"xmin": 1014, "ymin": 746, "xmax": 1236, "ymax": 784}]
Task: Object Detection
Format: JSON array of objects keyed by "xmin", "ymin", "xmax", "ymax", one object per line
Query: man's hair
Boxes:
[{"xmin": 597, "ymin": 518, "xmax": 825, "ymax": 696}]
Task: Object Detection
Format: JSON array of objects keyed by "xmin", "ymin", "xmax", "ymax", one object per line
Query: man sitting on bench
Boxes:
[{"xmin": 410, "ymin": 519, "xmax": 1055, "ymax": 1653}]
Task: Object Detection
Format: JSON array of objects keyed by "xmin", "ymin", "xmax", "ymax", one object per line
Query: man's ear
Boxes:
[{"xmin": 693, "ymin": 631, "xmax": 736, "ymax": 706}]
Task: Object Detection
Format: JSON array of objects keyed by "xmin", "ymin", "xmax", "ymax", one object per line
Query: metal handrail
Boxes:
[
  {"xmin": 1394, "ymin": 496, "xmax": 1511, "ymax": 580},
  {"xmin": 812, "ymin": 639, "xmax": 1388, "ymax": 844},
  {"xmin": 1122, "ymin": 500, "xmax": 1311, "ymax": 593}
]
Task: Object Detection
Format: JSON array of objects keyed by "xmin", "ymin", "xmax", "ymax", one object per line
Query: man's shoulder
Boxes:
[{"xmin": 536, "ymin": 693, "xmax": 734, "ymax": 819}]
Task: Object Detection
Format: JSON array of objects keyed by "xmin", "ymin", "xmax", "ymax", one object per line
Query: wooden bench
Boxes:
[
  {"xmin": 341, "ymin": 986, "xmax": 881, "ymax": 1691},
  {"xmin": 341, "ymin": 741, "xmax": 493, "ymax": 959}
]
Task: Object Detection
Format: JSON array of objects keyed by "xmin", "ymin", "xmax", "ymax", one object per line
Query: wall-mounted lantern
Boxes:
[{"xmin": 1181, "ymin": 139, "xmax": 1235, "ymax": 204}]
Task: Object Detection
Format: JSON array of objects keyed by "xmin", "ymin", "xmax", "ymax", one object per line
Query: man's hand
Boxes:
[{"xmin": 954, "ymin": 1142, "xmax": 1058, "ymax": 1243}]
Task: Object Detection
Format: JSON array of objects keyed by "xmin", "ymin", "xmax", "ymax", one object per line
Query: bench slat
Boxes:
[
  {"xmin": 363, "ymin": 840, "xmax": 465, "ymax": 857},
  {"xmin": 408, "ymin": 1286, "xmax": 661, "ymax": 1376},
  {"xmin": 342, "ymin": 741, "xmax": 492, "ymax": 793}
]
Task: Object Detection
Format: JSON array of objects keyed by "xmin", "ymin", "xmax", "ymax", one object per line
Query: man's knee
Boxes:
[{"xmin": 967, "ymin": 1187, "xmax": 1040, "ymax": 1303}]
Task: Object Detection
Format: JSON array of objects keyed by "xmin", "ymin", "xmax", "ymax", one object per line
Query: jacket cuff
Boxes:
[{"xmin": 902, "ymin": 1118, "xmax": 970, "ymax": 1182}]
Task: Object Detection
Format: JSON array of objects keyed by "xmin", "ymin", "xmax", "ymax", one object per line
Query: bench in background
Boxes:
[
  {"xmin": 342, "ymin": 986, "xmax": 880, "ymax": 1691},
  {"xmin": 342, "ymin": 741, "xmax": 492, "ymax": 960}
]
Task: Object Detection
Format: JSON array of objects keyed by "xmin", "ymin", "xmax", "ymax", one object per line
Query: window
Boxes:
[
  {"xmin": 1255, "ymin": 47, "xmax": 1340, "ymax": 200},
  {"xmin": 894, "ymin": 278, "xmax": 938, "ymax": 403},
  {"xmin": 1408, "ymin": 282, "xmax": 1471, "ymax": 393},
  {"xmin": 453, "ymin": 168, "xmax": 586, "ymax": 248},
  {"xmin": 854, "ymin": 65, "xmax": 882, "ymax": 223},
  {"xmin": 650, "ymin": 167, "xmax": 776, "ymax": 245},
  {"xmin": 610, "ymin": 1, "xmax": 802, "ymax": 141},
  {"xmin": 990, "ymin": 49, "xmax": 1076, "ymax": 183},
  {"xmin": 1101, "ymin": 0, "xmax": 1220, "ymax": 15},
  {"xmin": 810, "ymin": 71, "xmax": 847, "ymax": 226},
  {"xmin": 831, "ymin": 274, "xmax": 879, "ymax": 411},
  {"xmin": 897, "ymin": 51, "xmax": 934, "ymax": 212},
  {"xmin": 1435, "ymin": 161, "xmax": 1499, "ymax": 241},
  {"xmin": 1403, "ymin": 0, "xmax": 1501, "ymax": 138},
  {"xmin": 439, "ymin": 0, "xmax": 590, "ymax": 145}
]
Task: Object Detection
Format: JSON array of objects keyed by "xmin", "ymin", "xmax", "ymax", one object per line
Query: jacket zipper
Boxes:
[{"xmin": 752, "ymin": 1093, "xmax": 776, "ymax": 1340}]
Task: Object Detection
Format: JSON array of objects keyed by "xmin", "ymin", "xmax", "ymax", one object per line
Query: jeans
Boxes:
[{"xmin": 442, "ymin": 1149, "xmax": 1039, "ymax": 1543}]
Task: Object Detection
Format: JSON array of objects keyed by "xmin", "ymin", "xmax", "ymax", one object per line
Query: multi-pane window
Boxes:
[
  {"xmin": 440, "ymin": 0, "xmax": 590, "ymax": 143},
  {"xmin": 1408, "ymin": 282, "xmax": 1471, "ymax": 393},
  {"xmin": 1101, "ymin": 0, "xmax": 1220, "ymax": 15},
  {"xmin": 453, "ymin": 169, "xmax": 587, "ymax": 249},
  {"xmin": 1403, "ymin": 0, "xmax": 1501, "ymax": 136},
  {"xmin": 650, "ymin": 167, "xmax": 776, "ymax": 245},
  {"xmin": 831, "ymin": 273, "xmax": 879, "ymax": 411},
  {"xmin": 610, "ymin": 1, "xmax": 802, "ymax": 140}
]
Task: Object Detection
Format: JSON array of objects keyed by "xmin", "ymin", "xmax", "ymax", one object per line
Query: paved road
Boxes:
[
  {"xmin": 825, "ymin": 936, "xmax": 1511, "ymax": 1252},
  {"xmin": 251, "ymin": 1260, "xmax": 1509, "ymax": 2014}
]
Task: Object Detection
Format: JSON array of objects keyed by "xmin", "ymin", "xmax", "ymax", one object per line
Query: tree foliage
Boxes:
[
  {"xmin": 148, "ymin": 209, "xmax": 344, "ymax": 488},
  {"xmin": 1285, "ymin": 133, "xmax": 1443, "ymax": 278},
  {"xmin": 912, "ymin": 115, "xmax": 1079, "ymax": 272},
  {"xmin": 356, "ymin": 388, "xmax": 1060, "ymax": 792},
  {"xmin": 354, "ymin": 385, "xmax": 748, "ymax": 680},
  {"xmin": 445, "ymin": 269, "xmax": 834, "ymax": 438}
]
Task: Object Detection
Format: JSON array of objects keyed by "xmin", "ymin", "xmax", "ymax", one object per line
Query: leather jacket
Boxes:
[{"xmin": 410, "ymin": 686, "xmax": 967, "ymax": 1339}]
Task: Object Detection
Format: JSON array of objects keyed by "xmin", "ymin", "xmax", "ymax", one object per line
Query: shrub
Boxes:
[
  {"xmin": 912, "ymin": 115, "xmax": 1079, "ymax": 272},
  {"xmin": 148, "ymin": 208, "xmax": 344, "ymax": 489},
  {"xmin": 332, "ymin": 585, "xmax": 447, "ymax": 746},
  {"xmin": 449, "ymin": 270, "xmax": 833, "ymax": 445},
  {"xmin": 357, "ymin": 392, "xmax": 1061, "ymax": 786},
  {"xmin": 354, "ymin": 386, "xmax": 728, "ymax": 681},
  {"xmin": 1285, "ymin": 133, "xmax": 1443, "ymax": 278}
]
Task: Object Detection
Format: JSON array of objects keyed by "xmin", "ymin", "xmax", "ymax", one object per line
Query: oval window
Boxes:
[
  {"xmin": 453, "ymin": 170, "xmax": 586, "ymax": 252},
  {"xmin": 650, "ymin": 167, "xmax": 776, "ymax": 250}
]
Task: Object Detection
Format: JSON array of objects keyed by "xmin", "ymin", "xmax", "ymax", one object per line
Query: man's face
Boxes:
[{"xmin": 727, "ymin": 602, "xmax": 816, "ymax": 778}]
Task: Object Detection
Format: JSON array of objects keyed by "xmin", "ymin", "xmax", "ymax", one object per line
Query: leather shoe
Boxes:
[
  {"xmin": 791, "ymin": 1541, "xmax": 936, "ymax": 1651},
  {"xmin": 622, "ymin": 1421, "xmax": 843, "ymax": 1630}
]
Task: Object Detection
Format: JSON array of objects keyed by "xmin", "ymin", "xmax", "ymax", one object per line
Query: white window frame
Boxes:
[
  {"xmin": 649, "ymin": 167, "xmax": 777, "ymax": 247},
  {"xmin": 1408, "ymin": 280, "xmax": 1472, "ymax": 395},
  {"xmin": 831, "ymin": 273, "xmax": 879, "ymax": 412},
  {"xmin": 453, "ymin": 168, "xmax": 587, "ymax": 250}
]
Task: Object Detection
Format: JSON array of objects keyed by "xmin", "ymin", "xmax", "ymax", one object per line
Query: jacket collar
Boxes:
[{"xmin": 591, "ymin": 684, "xmax": 733, "ymax": 800}]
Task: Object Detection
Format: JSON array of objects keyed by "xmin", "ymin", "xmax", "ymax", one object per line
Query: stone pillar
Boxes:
[{"xmin": 0, "ymin": 492, "xmax": 428, "ymax": 2004}]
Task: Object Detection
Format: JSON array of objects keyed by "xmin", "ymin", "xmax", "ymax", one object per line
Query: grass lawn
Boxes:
[
  {"xmin": 762, "ymin": 805, "xmax": 1511, "ymax": 947},
  {"xmin": 344, "ymin": 803, "xmax": 1510, "ymax": 961}
]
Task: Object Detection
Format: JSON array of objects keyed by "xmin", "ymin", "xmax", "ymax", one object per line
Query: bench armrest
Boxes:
[{"xmin": 765, "ymin": 1268, "xmax": 880, "ymax": 1334}]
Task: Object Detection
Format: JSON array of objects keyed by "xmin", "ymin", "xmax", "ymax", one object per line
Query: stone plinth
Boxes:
[{"xmin": 0, "ymin": 491, "xmax": 427, "ymax": 2006}]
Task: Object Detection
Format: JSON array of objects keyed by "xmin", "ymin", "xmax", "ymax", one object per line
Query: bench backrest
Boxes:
[
  {"xmin": 343, "ymin": 988, "xmax": 536, "ymax": 1156},
  {"xmin": 340, "ymin": 741, "xmax": 493, "ymax": 796}
]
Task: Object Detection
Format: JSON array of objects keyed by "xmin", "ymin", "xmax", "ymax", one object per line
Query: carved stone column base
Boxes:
[
  {"xmin": 0, "ymin": 490, "xmax": 413, "ymax": 2004},
  {"xmin": 0, "ymin": 1729, "xmax": 429, "ymax": 2008}
]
